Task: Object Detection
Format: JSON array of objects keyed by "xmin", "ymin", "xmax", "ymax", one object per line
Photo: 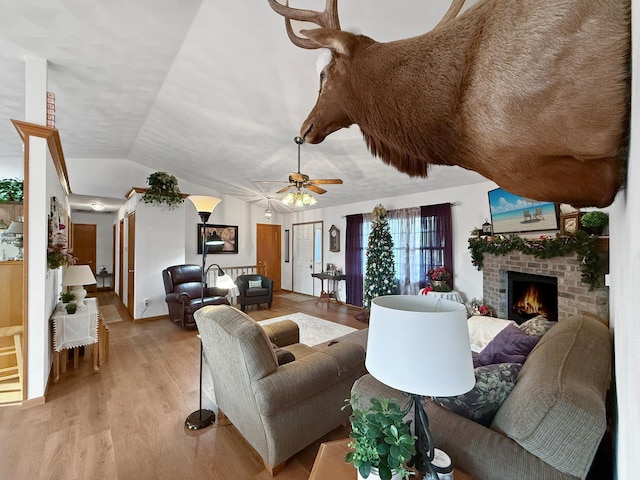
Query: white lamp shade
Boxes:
[
  {"xmin": 215, "ymin": 273, "xmax": 236, "ymax": 289},
  {"xmin": 5, "ymin": 221, "xmax": 24, "ymax": 235},
  {"xmin": 62, "ymin": 265, "xmax": 97, "ymax": 287},
  {"xmin": 366, "ymin": 295, "xmax": 475, "ymax": 397},
  {"xmin": 187, "ymin": 195, "xmax": 221, "ymax": 215}
]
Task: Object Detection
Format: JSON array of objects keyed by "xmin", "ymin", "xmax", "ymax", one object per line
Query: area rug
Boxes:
[
  {"xmin": 201, "ymin": 313, "xmax": 357, "ymax": 410},
  {"xmin": 99, "ymin": 304, "xmax": 122, "ymax": 324},
  {"xmin": 259, "ymin": 312, "xmax": 357, "ymax": 346}
]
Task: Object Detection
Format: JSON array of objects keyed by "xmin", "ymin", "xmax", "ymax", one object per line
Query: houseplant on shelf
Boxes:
[
  {"xmin": 59, "ymin": 291, "xmax": 75, "ymax": 305},
  {"xmin": 580, "ymin": 211, "xmax": 609, "ymax": 236},
  {"xmin": 0, "ymin": 178, "xmax": 23, "ymax": 203},
  {"xmin": 344, "ymin": 395, "xmax": 416, "ymax": 480},
  {"xmin": 141, "ymin": 172, "xmax": 184, "ymax": 209}
]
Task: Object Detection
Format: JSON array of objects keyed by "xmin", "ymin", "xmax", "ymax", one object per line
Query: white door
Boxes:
[{"xmin": 293, "ymin": 223, "xmax": 320, "ymax": 295}]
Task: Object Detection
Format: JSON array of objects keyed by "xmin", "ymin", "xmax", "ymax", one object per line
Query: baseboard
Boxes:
[
  {"xmin": 21, "ymin": 395, "xmax": 46, "ymax": 409},
  {"xmin": 134, "ymin": 314, "xmax": 168, "ymax": 323}
]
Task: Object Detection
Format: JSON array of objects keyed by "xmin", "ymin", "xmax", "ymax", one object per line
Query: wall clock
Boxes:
[
  {"xmin": 329, "ymin": 225, "xmax": 340, "ymax": 252},
  {"xmin": 560, "ymin": 212, "xmax": 583, "ymax": 235}
]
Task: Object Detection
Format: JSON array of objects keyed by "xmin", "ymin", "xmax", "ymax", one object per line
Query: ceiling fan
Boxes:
[{"xmin": 254, "ymin": 136, "xmax": 343, "ymax": 198}]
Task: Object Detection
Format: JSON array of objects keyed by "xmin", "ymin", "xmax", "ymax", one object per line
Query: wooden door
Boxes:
[
  {"xmin": 127, "ymin": 213, "xmax": 135, "ymax": 318},
  {"xmin": 72, "ymin": 223, "xmax": 97, "ymax": 294},
  {"xmin": 256, "ymin": 224, "xmax": 281, "ymax": 291},
  {"xmin": 118, "ymin": 218, "xmax": 124, "ymax": 300}
]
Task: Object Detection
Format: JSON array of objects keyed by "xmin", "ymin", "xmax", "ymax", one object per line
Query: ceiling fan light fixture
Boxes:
[
  {"xmin": 282, "ymin": 192, "xmax": 295, "ymax": 205},
  {"xmin": 264, "ymin": 208, "xmax": 272, "ymax": 219}
]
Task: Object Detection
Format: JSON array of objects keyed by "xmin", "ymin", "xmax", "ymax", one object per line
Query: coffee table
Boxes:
[{"xmin": 309, "ymin": 438, "xmax": 473, "ymax": 480}]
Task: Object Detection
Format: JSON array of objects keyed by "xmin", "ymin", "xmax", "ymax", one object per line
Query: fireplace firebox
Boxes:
[{"xmin": 507, "ymin": 271, "xmax": 558, "ymax": 323}]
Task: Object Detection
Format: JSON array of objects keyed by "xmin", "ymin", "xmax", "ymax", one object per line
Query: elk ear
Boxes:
[{"xmin": 299, "ymin": 28, "xmax": 358, "ymax": 56}]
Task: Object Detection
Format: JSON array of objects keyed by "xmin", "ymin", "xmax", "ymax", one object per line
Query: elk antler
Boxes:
[
  {"xmin": 267, "ymin": 0, "xmax": 341, "ymax": 49},
  {"xmin": 433, "ymin": 0, "xmax": 466, "ymax": 29}
]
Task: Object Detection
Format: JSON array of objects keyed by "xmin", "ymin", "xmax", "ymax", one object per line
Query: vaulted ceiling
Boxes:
[{"xmin": 0, "ymin": 0, "xmax": 486, "ymax": 213}]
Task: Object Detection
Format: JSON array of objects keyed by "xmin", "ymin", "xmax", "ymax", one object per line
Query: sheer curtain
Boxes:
[
  {"xmin": 345, "ymin": 214, "xmax": 364, "ymax": 306},
  {"xmin": 387, "ymin": 207, "xmax": 422, "ymax": 295}
]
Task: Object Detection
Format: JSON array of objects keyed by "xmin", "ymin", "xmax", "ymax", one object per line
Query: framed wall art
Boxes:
[
  {"xmin": 487, "ymin": 188, "xmax": 560, "ymax": 234},
  {"xmin": 197, "ymin": 224, "xmax": 238, "ymax": 254}
]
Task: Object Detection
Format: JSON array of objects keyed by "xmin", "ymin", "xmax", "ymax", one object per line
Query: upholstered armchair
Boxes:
[
  {"xmin": 162, "ymin": 264, "xmax": 229, "ymax": 329},
  {"xmin": 236, "ymin": 274, "xmax": 273, "ymax": 312},
  {"xmin": 194, "ymin": 305, "xmax": 366, "ymax": 475}
]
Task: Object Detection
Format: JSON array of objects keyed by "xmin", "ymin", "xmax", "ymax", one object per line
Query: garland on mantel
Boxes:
[{"xmin": 468, "ymin": 231, "xmax": 604, "ymax": 291}]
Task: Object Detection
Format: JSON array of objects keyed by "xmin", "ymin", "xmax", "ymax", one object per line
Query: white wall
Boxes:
[{"xmin": 610, "ymin": 1, "xmax": 640, "ymax": 476}]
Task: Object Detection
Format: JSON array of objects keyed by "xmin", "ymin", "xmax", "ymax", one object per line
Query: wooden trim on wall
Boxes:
[{"xmin": 11, "ymin": 119, "xmax": 71, "ymax": 196}]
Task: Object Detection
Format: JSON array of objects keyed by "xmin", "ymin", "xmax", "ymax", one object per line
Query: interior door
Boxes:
[
  {"xmin": 127, "ymin": 212, "xmax": 135, "ymax": 318},
  {"xmin": 72, "ymin": 223, "xmax": 97, "ymax": 294},
  {"xmin": 256, "ymin": 223, "xmax": 281, "ymax": 291},
  {"xmin": 292, "ymin": 223, "xmax": 315, "ymax": 295},
  {"xmin": 118, "ymin": 218, "xmax": 124, "ymax": 300}
]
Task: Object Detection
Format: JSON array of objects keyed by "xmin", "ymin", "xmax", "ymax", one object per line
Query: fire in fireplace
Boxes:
[{"xmin": 507, "ymin": 271, "xmax": 558, "ymax": 323}]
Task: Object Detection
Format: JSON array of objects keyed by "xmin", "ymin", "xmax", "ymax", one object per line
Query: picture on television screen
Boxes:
[{"xmin": 488, "ymin": 188, "xmax": 560, "ymax": 234}]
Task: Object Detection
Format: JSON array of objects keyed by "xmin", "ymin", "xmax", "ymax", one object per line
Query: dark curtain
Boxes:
[
  {"xmin": 420, "ymin": 203, "xmax": 454, "ymax": 289},
  {"xmin": 345, "ymin": 214, "xmax": 364, "ymax": 306}
]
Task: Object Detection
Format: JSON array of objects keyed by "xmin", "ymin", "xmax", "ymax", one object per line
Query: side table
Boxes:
[{"xmin": 309, "ymin": 438, "xmax": 473, "ymax": 480}]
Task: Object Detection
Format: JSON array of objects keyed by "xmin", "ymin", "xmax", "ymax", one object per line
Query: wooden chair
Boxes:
[{"xmin": 0, "ymin": 325, "xmax": 23, "ymax": 403}]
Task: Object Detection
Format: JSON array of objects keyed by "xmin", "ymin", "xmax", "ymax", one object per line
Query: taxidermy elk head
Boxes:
[{"xmin": 267, "ymin": 0, "xmax": 630, "ymax": 208}]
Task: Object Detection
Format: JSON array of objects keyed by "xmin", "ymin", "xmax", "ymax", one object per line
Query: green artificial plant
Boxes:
[
  {"xmin": 580, "ymin": 211, "xmax": 609, "ymax": 235},
  {"xmin": 141, "ymin": 172, "xmax": 184, "ymax": 209},
  {"xmin": 344, "ymin": 395, "xmax": 416, "ymax": 480},
  {"xmin": 60, "ymin": 291, "xmax": 76, "ymax": 304},
  {"xmin": 0, "ymin": 178, "xmax": 24, "ymax": 203},
  {"xmin": 65, "ymin": 302, "xmax": 78, "ymax": 314}
]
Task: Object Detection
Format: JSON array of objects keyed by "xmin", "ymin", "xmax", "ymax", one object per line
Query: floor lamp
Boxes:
[
  {"xmin": 185, "ymin": 195, "xmax": 223, "ymax": 431},
  {"xmin": 366, "ymin": 295, "xmax": 475, "ymax": 478}
]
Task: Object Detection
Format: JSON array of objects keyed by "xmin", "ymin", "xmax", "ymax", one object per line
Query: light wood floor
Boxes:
[{"xmin": 0, "ymin": 291, "xmax": 367, "ymax": 480}]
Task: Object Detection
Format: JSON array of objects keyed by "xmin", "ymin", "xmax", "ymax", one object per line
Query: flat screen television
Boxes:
[{"xmin": 487, "ymin": 188, "xmax": 560, "ymax": 234}]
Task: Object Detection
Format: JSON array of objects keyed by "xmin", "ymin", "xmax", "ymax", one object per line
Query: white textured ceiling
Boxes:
[{"xmin": 0, "ymin": 0, "xmax": 486, "ymax": 213}]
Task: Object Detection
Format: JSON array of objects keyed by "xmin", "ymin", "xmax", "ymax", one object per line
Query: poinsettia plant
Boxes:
[
  {"xmin": 427, "ymin": 267, "xmax": 450, "ymax": 282},
  {"xmin": 467, "ymin": 298, "xmax": 495, "ymax": 317}
]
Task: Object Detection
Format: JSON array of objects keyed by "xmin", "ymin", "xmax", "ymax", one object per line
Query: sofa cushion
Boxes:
[
  {"xmin": 433, "ymin": 362, "xmax": 522, "ymax": 427},
  {"xmin": 246, "ymin": 287, "xmax": 269, "ymax": 297},
  {"xmin": 519, "ymin": 315, "xmax": 556, "ymax": 337},
  {"xmin": 491, "ymin": 314, "xmax": 611, "ymax": 478},
  {"xmin": 248, "ymin": 279, "xmax": 262, "ymax": 288},
  {"xmin": 474, "ymin": 324, "xmax": 539, "ymax": 367}
]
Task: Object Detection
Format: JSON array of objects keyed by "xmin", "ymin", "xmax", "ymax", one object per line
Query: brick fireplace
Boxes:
[{"xmin": 481, "ymin": 250, "xmax": 609, "ymax": 322}]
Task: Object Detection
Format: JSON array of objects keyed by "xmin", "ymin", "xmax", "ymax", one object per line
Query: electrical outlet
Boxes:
[{"xmin": 144, "ymin": 298, "xmax": 150, "ymax": 306}]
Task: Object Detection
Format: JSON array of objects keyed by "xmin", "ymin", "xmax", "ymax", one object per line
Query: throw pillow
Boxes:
[
  {"xmin": 433, "ymin": 362, "xmax": 522, "ymax": 427},
  {"xmin": 519, "ymin": 315, "xmax": 556, "ymax": 337},
  {"xmin": 473, "ymin": 324, "xmax": 540, "ymax": 367},
  {"xmin": 467, "ymin": 316, "xmax": 517, "ymax": 353},
  {"xmin": 248, "ymin": 280, "xmax": 262, "ymax": 289}
]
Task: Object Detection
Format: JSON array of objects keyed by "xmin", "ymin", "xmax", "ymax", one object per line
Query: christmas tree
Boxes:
[{"xmin": 363, "ymin": 204, "xmax": 398, "ymax": 310}]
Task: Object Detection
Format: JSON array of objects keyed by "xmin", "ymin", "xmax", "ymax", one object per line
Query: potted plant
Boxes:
[
  {"xmin": 344, "ymin": 395, "xmax": 416, "ymax": 480},
  {"xmin": 0, "ymin": 178, "xmax": 24, "ymax": 203},
  {"xmin": 427, "ymin": 267, "xmax": 451, "ymax": 292},
  {"xmin": 60, "ymin": 291, "xmax": 75, "ymax": 304},
  {"xmin": 141, "ymin": 172, "xmax": 184, "ymax": 209},
  {"xmin": 580, "ymin": 210, "xmax": 609, "ymax": 236},
  {"xmin": 65, "ymin": 302, "xmax": 78, "ymax": 314},
  {"xmin": 467, "ymin": 298, "xmax": 495, "ymax": 317}
]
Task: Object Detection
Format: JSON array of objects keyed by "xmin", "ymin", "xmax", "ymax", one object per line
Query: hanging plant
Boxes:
[
  {"xmin": 141, "ymin": 172, "xmax": 184, "ymax": 209},
  {"xmin": 468, "ymin": 231, "xmax": 605, "ymax": 291},
  {"xmin": 0, "ymin": 178, "xmax": 24, "ymax": 203}
]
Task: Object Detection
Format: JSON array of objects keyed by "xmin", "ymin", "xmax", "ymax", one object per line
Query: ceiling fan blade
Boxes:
[
  {"xmin": 290, "ymin": 172, "xmax": 305, "ymax": 182},
  {"xmin": 276, "ymin": 185, "xmax": 295, "ymax": 194},
  {"xmin": 305, "ymin": 184, "xmax": 327, "ymax": 194},
  {"xmin": 309, "ymin": 178, "xmax": 343, "ymax": 185}
]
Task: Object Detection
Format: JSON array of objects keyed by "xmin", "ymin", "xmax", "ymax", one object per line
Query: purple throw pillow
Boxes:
[{"xmin": 473, "ymin": 324, "xmax": 540, "ymax": 367}]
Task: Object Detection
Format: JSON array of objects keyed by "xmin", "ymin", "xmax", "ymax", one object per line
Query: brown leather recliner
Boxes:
[{"xmin": 162, "ymin": 264, "xmax": 229, "ymax": 329}]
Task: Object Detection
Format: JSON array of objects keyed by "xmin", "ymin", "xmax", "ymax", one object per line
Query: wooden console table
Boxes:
[
  {"xmin": 309, "ymin": 438, "xmax": 473, "ymax": 480},
  {"xmin": 311, "ymin": 272, "xmax": 346, "ymax": 304}
]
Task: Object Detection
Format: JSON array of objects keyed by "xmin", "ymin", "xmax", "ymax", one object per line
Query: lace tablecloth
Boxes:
[{"xmin": 52, "ymin": 297, "xmax": 99, "ymax": 352}]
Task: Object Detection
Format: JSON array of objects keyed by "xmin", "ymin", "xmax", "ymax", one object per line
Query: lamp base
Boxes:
[
  {"xmin": 185, "ymin": 409, "xmax": 215, "ymax": 430},
  {"xmin": 71, "ymin": 287, "xmax": 88, "ymax": 306}
]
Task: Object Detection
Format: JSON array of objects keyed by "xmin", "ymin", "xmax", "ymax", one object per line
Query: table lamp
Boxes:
[
  {"xmin": 366, "ymin": 295, "xmax": 475, "ymax": 478},
  {"xmin": 62, "ymin": 265, "xmax": 97, "ymax": 306}
]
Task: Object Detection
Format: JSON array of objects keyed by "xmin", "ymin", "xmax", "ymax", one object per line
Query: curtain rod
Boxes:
[{"xmin": 341, "ymin": 201, "xmax": 461, "ymax": 218}]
